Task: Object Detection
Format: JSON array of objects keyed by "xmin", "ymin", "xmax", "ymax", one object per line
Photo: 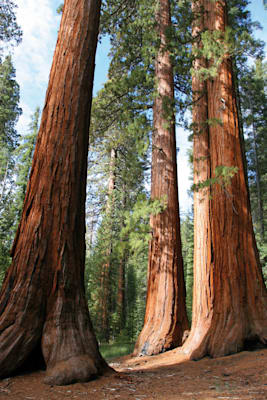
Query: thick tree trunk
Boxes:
[
  {"xmin": 134, "ymin": 0, "xmax": 189, "ymax": 356},
  {"xmin": 0, "ymin": 0, "xmax": 109, "ymax": 385},
  {"xmin": 183, "ymin": 0, "xmax": 267, "ymax": 360}
]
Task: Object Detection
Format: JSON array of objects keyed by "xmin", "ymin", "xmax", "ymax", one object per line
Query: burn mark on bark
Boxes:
[{"xmin": 25, "ymin": 197, "xmax": 34, "ymax": 218}]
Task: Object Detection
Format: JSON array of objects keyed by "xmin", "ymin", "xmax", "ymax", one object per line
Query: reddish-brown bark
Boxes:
[
  {"xmin": 0, "ymin": 0, "xmax": 109, "ymax": 385},
  {"xmin": 134, "ymin": 0, "xmax": 189, "ymax": 356},
  {"xmin": 182, "ymin": 0, "xmax": 267, "ymax": 359}
]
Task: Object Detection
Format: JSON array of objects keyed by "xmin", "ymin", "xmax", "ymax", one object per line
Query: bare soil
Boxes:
[{"xmin": 0, "ymin": 348, "xmax": 266, "ymax": 399}]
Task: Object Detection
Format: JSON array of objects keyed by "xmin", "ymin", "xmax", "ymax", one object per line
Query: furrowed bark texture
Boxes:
[
  {"xmin": 134, "ymin": 0, "xmax": 189, "ymax": 356},
  {"xmin": 183, "ymin": 0, "xmax": 267, "ymax": 360},
  {"xmin": 0, "ymin": 0, "xmax": 108, "ymax": 385}
]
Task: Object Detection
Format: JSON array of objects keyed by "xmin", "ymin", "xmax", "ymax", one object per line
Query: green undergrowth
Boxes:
[{"xmin": 99, "ymin": 341, "xmax": 134, "ymax": 361}]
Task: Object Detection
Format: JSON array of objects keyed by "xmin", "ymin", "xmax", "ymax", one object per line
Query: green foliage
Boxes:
[
  {"xmin": 192, "ymin": 28, "xmax": 233, "ymax": 80},
  {"xmin": 0, "ymin": 0, "xmax": 22, "ymax": 56},
  {"xmin": 0, "ymin": 192, "xmax": 16, "ymax": 285},
  {"xmin": 0, "ymin": 56, "xmax": 21, "ymax": 166},
  {"xmin": 85, "ymin": 5, "xmax": 155, "ymax": 340},
  {"xmin": 15, "ymin": 107, "xmax": 40, "ymax": 216},
  {"xmin": 99, "ymin": 341, "xmax": 134, "ymax": 361},
  {"xmin": 228, "ymin": 0, "xmax": 264, "ymax": 63},
  {"xmin": 181, "ymin": 212, "xmax": 194, "ymax": 324},
  {"xmin": 121, "ymin": 195, "xmax": 166, "ymax": 256},
  {"xmin": 258, "ymin": 241, "xmax": 267, "ymax": 285},
  {"xmin": 85, "ymin": 103, "xmax": 150, "ymax": 342},
  {"xmin": 57, "ymin": 4, "xmax": 64, "ymax": 14},
  {"xmin": 100, "ymin": 0, "xmax": 193, "ymax": 131},
  {"xmin": 0, "ymin": 56, "xmax": 21, "ymax": 285},
  {"xmin": 192, "ymin": 165, "xmax": 238, "ymax": 193},
  {"xmin": 240, "ymin": 60, "xmax": 267, "ymax": 272}
]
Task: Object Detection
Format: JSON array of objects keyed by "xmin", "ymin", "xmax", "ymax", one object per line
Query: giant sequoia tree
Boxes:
[
  {"xmin": 0, "ymin": 0, "xmax": 108, "ymax": 385},
  {"xmin": 134, "ymin": 0, "xmax": 189, "ymax": 356},
  {"xmin": 182, "ymin": 0, "xmax": 267, "ymax": 359}
]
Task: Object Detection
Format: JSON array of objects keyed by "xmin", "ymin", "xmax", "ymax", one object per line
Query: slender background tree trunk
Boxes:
[
  {"xmin": 0, "ymin": 0, "xmax": 109, "ymax": 385},
  {"xmin": 117, "ymin": 253, "xmax": 126, "ymax": 333},
  {"xmin": 250, "ymin": 105, "xmax": 264, "ymax": 241},
  {"xmin": 99, "ymin": 147, "xmax": 117, "ymax": 342},
  {"xmin": 134, "ymin": 0, "xmax": 188, "ymax": 356}
]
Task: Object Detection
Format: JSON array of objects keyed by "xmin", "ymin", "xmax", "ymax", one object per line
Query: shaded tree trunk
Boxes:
[
  {"xmin": 183, "ymin": 0, "xmax": 267, "ymax": 360},
  {"xmin": 117, "ymin": 250, "xmax": 126, "ymax": 333},
  {"xmin": 0, "ymin": 161, "xmax": 9, "ymax": 202},
  {"xmin": 0, "ymin": 0, "xmax": 109, "ymax": 385},
  {"xmin": 117, "ymin": 184, "xmax": 128, "ymax": 334},
  {"xmin": 134, "ymin": 0, "xmax": 189, "ymax": 356}
]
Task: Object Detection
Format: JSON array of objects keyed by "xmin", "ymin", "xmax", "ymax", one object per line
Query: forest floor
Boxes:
[{"xmin": 0, "ymin": 348, "xmax": 266, "ymax": 399}]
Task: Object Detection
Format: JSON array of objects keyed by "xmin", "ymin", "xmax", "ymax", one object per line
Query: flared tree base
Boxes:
[{"xmin": 182, "ymin": 318, "xmax": 267, "ymax": 361}]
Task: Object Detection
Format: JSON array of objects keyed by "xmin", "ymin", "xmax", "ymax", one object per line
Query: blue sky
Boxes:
[{"xmin": 11, "ymin": 0, "xmax": 267, "ymax": 214}]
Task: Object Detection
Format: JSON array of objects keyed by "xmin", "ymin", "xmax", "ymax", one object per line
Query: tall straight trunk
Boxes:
[
  {"xmin": 183, "ymin": 0, "xmax": 267, "ymax": 360},
  {"xmin": 0, "ymin": 0, "xmax": 109, "ymax": 385},
  {"xmin": 134, "ymin": 0, "xmax": 189, "ymax": 356},
  {"xmin": 117, "ymin": 187, "xmax": 127, "ymax": 334},
  {"xmin": 0, "ymin": 160, "xmax": 9, "ymax": 202},
  {"xmin": 99, "ymin": 147, "xmax": 117, "ymax": 342},
  {"xmin": 117, "ymin": 253, "xmax": 126, "ymax": 332}
]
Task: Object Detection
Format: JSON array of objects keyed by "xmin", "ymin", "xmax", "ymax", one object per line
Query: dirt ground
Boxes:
[{"xmin": 0, "ymin": 348, "xmax": 266, "ymax": 399}]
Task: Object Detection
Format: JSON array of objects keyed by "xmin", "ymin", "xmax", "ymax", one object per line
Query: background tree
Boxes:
[
  {"xmin": 85, "ymin": 89, "xmax": 150, "ymax": 342},
  {"xmin": 240, "ymin": 60, "xmax": 267, "ymax": 273},
  {"xmin": 15, "ymin": 107, "xmax": 40, "ymax": 214},
  {"xmin": 181, "ymin": 212, "xmax": 194, "ymax": 324},
  {"xmin": 0, "ymin": 55, "xmax": 21, "ymax": 284},
  {"xmin": 0, "ymin": 0, "xmax": 22, "ymax": 56},
  {"xmin": 0, "ymin": 0, "xmax": 108, "ymax": 385}
]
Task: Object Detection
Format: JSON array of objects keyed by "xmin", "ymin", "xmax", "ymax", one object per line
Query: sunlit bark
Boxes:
[
  {"xmin": 134, "ymin": 0, "xmax": 189, "ymax": 356},
  {"xmin": 183, "ymin": 0, "xmax": 267, "ymax": 359},
  {"xmin": 0, "ymin": 0, "xmax": 109, "ymax": 385}
]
